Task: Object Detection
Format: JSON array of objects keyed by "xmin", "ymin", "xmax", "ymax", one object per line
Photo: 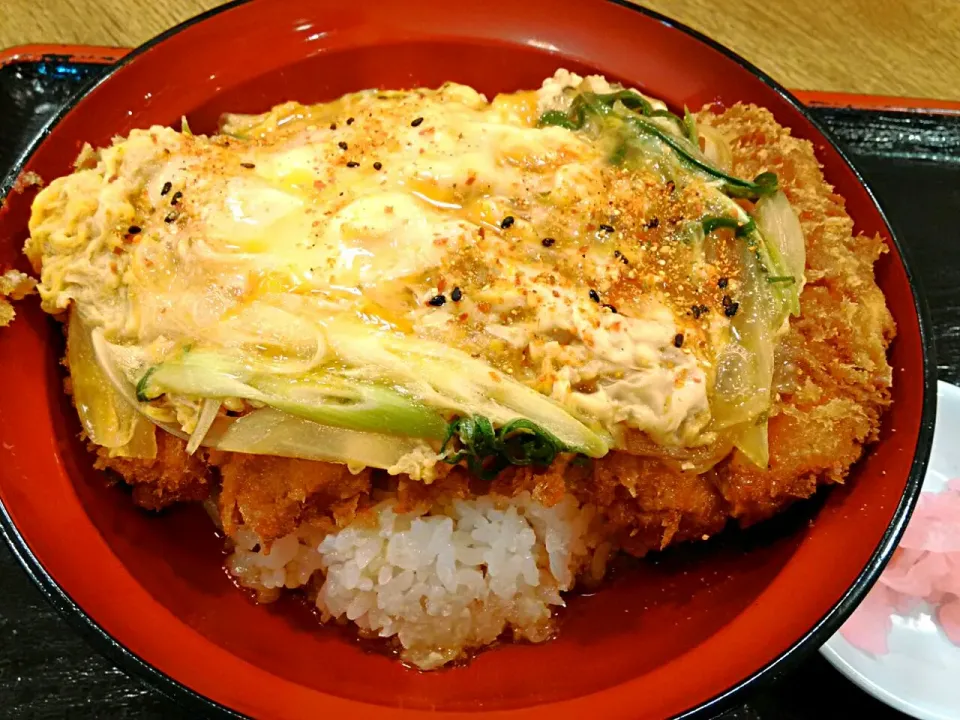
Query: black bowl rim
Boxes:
[{"xmin": 0, "ymin": 1, "xmax": 937, "ymax": 717}]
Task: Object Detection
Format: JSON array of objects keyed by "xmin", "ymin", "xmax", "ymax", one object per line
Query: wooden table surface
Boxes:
[{"xmin": 4, "ymin": 0, "xmax": 960, "ymax": 100}]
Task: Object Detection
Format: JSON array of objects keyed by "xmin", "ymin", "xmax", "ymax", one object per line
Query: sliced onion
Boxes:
[
  {"xmin": 754, "ymin": 190, "xmax": 806, "ymax": 314},
  {"xmin": 202, "ymin": 408, "xmax": 430, "ymax": 469},
  {"xmin": 90, "ymin": 329, "xmax": 189, "ymax": 441},
  {"xmin": 620, "ymin": 430, "xmax": 735, "ymax": 474},
  {"xmin": 710, "ymin": 235, "xmax": 778, "ymax": 462},
  {"xmin": 69, "ymin": 316, "xmax": 157, "ymax": 458},
  {"xmin": 698, "ymin": 124, "xmax": 733, "ymax": 173},
  {"xmin": 186, "ymin": 399, "xmax": 221, "ymax": 455},
  {"xmin": 732, "ymin": 420, "xmax": 769, "ymax": 469}
]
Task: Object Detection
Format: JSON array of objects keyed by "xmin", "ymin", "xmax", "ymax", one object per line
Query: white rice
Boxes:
[{"xmin": 227, "ymin": 491, "xmax": 603, "ymax": 669}]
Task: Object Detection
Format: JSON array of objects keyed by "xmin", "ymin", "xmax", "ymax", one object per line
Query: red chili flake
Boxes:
[
  {"xmin": 458, "ymin": 312, "xmax": 469, "ymax": 321},
  {"xmin": 437, "ymin": 277, "xmax": 447, "ymax": 293},
  {"xmin": 466, "ymin": 174, "xmax": 476, "ymax": 186}
]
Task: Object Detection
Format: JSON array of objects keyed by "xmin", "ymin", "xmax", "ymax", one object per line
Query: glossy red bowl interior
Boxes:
[{"xmin": 0, "ymin": 1, "xmax": 935, "ymax": 718}]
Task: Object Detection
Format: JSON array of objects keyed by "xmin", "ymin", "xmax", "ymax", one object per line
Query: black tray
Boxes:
[{"xmin": 2, "ymin": 54, "xmax": 959, "ymax": 720}]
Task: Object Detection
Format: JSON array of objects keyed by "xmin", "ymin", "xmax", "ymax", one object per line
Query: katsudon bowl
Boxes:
[{"xmin": 0, "ymin": 0, "xmax": 936, "ymax": 717}]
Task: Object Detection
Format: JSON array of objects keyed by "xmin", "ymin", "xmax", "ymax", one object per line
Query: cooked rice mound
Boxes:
[
  {"xmin": 229, "ymin": 493, "xmax": 598, "ymax": 669},
  {"xmin": 75, "ymin": 100, "xmax": 894, "ymax": 669}
]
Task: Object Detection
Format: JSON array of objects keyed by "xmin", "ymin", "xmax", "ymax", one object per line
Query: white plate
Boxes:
[{"xmin": 821, "ymin": 380, "xmax": 960, "ymax": 720}]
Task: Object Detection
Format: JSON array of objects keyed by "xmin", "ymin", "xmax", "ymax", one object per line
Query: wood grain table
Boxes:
[
  {"xmin": 1, "ymin": 2, "xmax": 958, "ymax": 719},
  {"xmin": 4, "ymin": 0, "xmax": 960, "ymax": 101}
]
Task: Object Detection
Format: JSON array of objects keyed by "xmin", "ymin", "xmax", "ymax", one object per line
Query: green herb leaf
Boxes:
[
  {"xmin": 702, "ymin": 215, "xmax": 756, "ymax": 237},
  {"xmin": 440, "ymin": 414, "xmax": 571, "ymax": 480},
  {"xmin": 537, "ymin": 90, "xmax": 779, "ymax": 200},
  {"xmin": 538, "ymin": 109, "xmax": 579, "ymax": 130}
]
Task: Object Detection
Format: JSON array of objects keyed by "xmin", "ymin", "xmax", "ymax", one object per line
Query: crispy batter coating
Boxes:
[
  {"xmin": 85, "ymin": 103, "xmax": 893, "ymax": 557},
  {"xmin": 209, "ymin": 452, "xmax": 372, "ymax": 541},
  {"xmin": 94, "ymin": 431, "xmax": 211, "ymax": 510}
]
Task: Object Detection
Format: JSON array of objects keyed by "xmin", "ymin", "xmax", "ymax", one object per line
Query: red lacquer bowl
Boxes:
[{"xmin": 0, "ymin": 1, "xmax": 936, "ymax": 718}]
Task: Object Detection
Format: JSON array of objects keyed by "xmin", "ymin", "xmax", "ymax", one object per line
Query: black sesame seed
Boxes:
[
  {"xmin": 240, "ymin": 162, "xmax": 255, "ymax": 169},
  {"xmin": 411, "ymin": 117, "xmax": 424, "ymax": 127},
  {"xmin": 589, "ymin": 289, "xmax": 600, "ymax": 303},
  {"xmin": 164, "ymin": 211, "xmax": 178, "ymax": 223},
  {"xmin": 170, "ymin": 190, "xmax": 183, "ymax": 206},
  {"xmin": 724, "ymin": 302, "xmax": 740, "ymax": 317},
  {"xmin": 500, "ymin": 216, "xmax": 515, "ymax": 229},
  {"xmin": 717, "ymin": 277, "xmax": 729, "ymax": 289},
  {"xmin": 338, "ymin": 141, "xmax": 348, "ymax": 151},
  {"xmin": 674, "ymin": 333, "xmax": 684, "ymax": 348},
  {"xmin": 541, "ymin": 237, "xmax": 555, "ymax": 247},
  {"xmin": 160, "ymin": 181, "xmax": 172, "ymax": 196},
  {"xmin": 603, "ymin": 303, "xmax": 618, "ymax": 314},
  {"xmin": 346, "ymin": 117, "xmax": 355, "ymax": 125},
  {"xmin": 666, "ymin": 180, "xmax": 676, "ymax": 193},
  {"xmin": 451, "ymin": 287, "xmax": 463, "ymax": 302},
  {"xmin": 721, "ymin": 294, "xmax": 733, "ymax": 307},
  {"xmin": 127, "ymin": 225, "xmax": 141, "ymax": 235},
  {"xmin": 645, "ymin": 217, "xmax": 660, "ymax": 229},
  {"xmin": 427, "ymin": 294, "xmax": 446, "ymax": 307},
  {"xmin": 329, "ymin": 122, "xmax": 337, "ymax": 130},
  {"xmin": 346, "ymin": 161, "xmax": 360, "ymax": 168},
  {"xmin": 598, "ymin": 223, "xmax": 615, "ymax": 233},
  {"xmin": 373, "ymin": 161, "xmax": 382, "ymax": 171},
  {"xmin": 691, "ymin": 304, "xmax": 709, "ymax": 319}
]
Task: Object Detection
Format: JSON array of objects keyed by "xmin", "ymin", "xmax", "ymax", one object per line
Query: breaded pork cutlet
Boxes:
[{"xmin": 91, "ymin": 103, "xmax": 894, "ymax": 558}]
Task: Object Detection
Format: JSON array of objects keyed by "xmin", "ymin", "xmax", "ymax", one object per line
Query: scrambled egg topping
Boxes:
[{"xmin": 26, "ymin": 71, "xmax": 747, "ymax": 448}]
